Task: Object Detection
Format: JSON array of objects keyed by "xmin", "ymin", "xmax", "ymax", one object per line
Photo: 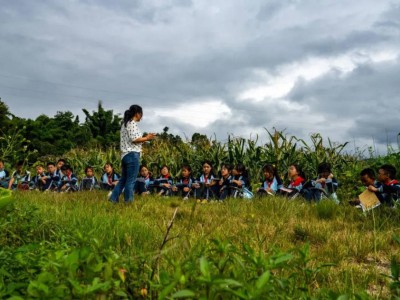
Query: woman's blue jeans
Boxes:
[{"xmin": 110, "ymin": 151, "xmax": 140, "ymax": 203}]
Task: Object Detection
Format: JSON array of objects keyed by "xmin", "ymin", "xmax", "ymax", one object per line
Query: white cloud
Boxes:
[
  {"xmin": 153, "ymin": 99, "xmax": 231, "ymax": 128},
  {"xmin": 239, "ymin": 49, "xmax": 399, "ymax": 102}
]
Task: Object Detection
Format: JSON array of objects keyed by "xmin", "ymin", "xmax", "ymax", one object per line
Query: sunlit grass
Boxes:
[{"xmin": 2, "ymin": 190, "xmax": 399, "ymax": 298}]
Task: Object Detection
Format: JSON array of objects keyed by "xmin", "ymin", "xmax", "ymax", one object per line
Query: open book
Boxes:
[{"xmin": 358, "ymin": 189, "xmax": 381, "ymax": 212}]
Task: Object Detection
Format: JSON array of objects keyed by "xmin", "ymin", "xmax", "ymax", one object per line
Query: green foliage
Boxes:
[{"xmin": 82, "ymin": 101, "xmax": 121, "ymax": 148}]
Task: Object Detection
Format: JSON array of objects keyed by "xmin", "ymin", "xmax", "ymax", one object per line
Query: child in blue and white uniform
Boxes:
[
  {"xmin": 8, "ymin": 161, "xmax": 31, "ymax": 190},
  {"xmin": 80, "ymin": 166, "xmax": 100, "ymax": 191},
  {"xmin": 59, "ymin": 165, "xmax": 79, "ymax": 192},
  {"xmin": 217, "ymin": 163, "xmax": 234, "ymax": 201},
  {"xmin": 192, "ymin": 160, "xmax": 219, "ymax": 202},
  {"xmin": 100, "ymin": 163, "xmax": 120, "ymax": 191},
  {"xmin": 135, "ymin": 165, "xmax": 154, "ymax": 195},
  {"xmin": 172, "ymin": 165, "xmax": 194, "ymax": 199},
  {"xmin": 154, "ymin": 165, "xmax": 174, "ymax": 196},
  {"xmin": 257, "ymin": 164, "xmax": 282, "ymax": 196}
]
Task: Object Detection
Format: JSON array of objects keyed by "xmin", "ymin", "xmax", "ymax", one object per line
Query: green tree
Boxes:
[{"xmin": 82, "ymin": 101, "xmax": 121, "ymax": 148}]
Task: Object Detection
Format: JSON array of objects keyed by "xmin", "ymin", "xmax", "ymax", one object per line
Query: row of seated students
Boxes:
[
  {"xmin": 1, "ymin": 158, "xmax": 399, "ymax": 207},
  {"xmin": 134, "ymin": 161, "xmax": 339, "ymax": 203},
  {"xmin": 135, "ymin": 162, "xmax": 252, "ymax": 203},
  {"xmin": 135, "ymin": 161, "xmax": 400, "ymax": 207},
  {"xmin": 0, "ymin": 159, "xmax": 120, "ymax": 192}
]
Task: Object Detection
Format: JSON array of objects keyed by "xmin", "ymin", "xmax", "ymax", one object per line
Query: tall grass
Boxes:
[{"xmin": 1, "ymin": 191, "xmax": 399, "ymax": 298}]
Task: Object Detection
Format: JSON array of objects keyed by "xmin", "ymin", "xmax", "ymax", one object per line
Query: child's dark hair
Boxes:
[
  {"xmin": 290, "ymin": 163, "xmax": 306, "ymax": 180},
  {"xmin": 317, "ymin": 162, "xmax": 332, "ymax": 174},
  {"xmin": 57, "ymin": 158, "xmax": 66, "ymax": 164},
  {"xmin": 85, "ymin": 166, "xmax": 94, "ymax": 173},
  {"xmin": 220, "ymin": 163, "xmax": 233, "ymax": 172},
  {"xmin": 379, "ymin": 164, "xmax": 397, "ymax": 179},
  {"xmin": 235, "ymin": 163, "xmax": 250, "ymax": 186},
  {"xmin": 181, "ymin": 164, "xmax": 192, "ymax": 172},
  {"xmin": 61, "ymin": 165, "xmax": 72, "ymax": 172},
  {"xmin": 262, "ymin": 164, "xmax": 282, "ymax": 185},
  {"xmin": 104, "ymin": 162, "xmax": 114, "ymax": 168},
  {"xmin": 201, "ymin": 160, "xmax": 215, "ymax": 176},
  {"xmin": 160, "ymin": 165, "xmax": 169, "ymax": 172},
  {"xmin": 360, "ymin": 168, "xmax": 375, "ymax": 179},
  {"xmin": 47, "ymin": 162, "xmax": 55, "ymax": 167},
  {"xmin": 123, "ymin": 105, "xmax": 143, "ymax": 127}
]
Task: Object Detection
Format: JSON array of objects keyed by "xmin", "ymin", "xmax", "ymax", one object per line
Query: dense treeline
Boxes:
[{"xmin": 0, "ymin": 99, "xmax": 122, "ymax": 160}]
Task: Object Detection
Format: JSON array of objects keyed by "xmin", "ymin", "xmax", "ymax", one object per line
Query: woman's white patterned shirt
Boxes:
[{"xmin": 120, "ymin": 120, "xmax": 142, "ymax": 158}]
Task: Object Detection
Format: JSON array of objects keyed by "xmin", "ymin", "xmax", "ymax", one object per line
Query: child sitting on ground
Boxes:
[
  {"xmin": 348, "ymin": 168, "xmax": 383, "ymax": 208},
  {"xmin": 8, "ymin": 161, "xmax": 31, "ymax": 190},
  {"xmin": 31, "ymin": 164, "xmax": 48, "ymax": 191},
  {"xmin": 257, "ymin": 164, "xmax": 282, "ymax": 197},
  {"xmin": 135, "ymin": 165, "xmax": 154, "ymax": 195},
  {"xmin": 45, "ymin": 162, "xmax": 61, "ymax": 191},
  {"xmin": 368, "ymin": 164, "xmax": 400, "ymax": 206},
  {"xmin": 154, "ymin": 165, "xmax": 174, "ymax": 196},
  {"xmin": 0, "ymin": 159, "xmax": 10, "ymax": 189},
  {"xmin": 302, "ymin": 162, "xmax": 339, "ymax": 203},
  {"xmin": 80, "ymin": 166, "xmax": 100, "ymax": 191},
  {"xmin": 278, "ymin": 164, "xmax": 305, "ymax": 199},
  {"xmin": 100, "ymin": 163, "xmax": 120, "ymax": 191},
  {"xmin": 217, "ymin": 163, "xmax": 234, "ymax": 201},
  {"xmin": 172, "ymin": 164, "xmax": 195, "ymax": 199},
  {"xmin": 59, "ymin": 165, "xmax": 79, "ymax": 192},
  {"xmin": 192, "ymin": 160, "xmax": 219, "ymax": 202},
  {"xmin": 230, "ymin": 163, "xmax": 252, "ymax": 198}
]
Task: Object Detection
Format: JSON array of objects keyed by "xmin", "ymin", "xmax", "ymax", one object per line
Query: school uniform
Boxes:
[
  {"xmin": 194, "ymin": 174, "xmax": 219, "ymax": 200},
  {"xmin": 100, "ymin": 172, "xmax": 120, "ymax": 190},
  {"xmin": 59, "ymin": 173, "xmax": 79, "ymax": 192},
  {"xmin": 377, "ymin": 179, "xmax": 400, "ymax": 206},
  {"xmin": 135, "ymin": 175, "xmax": 154, "ymax": 194},
  {"xmin": 80, "ymin": 176, "xmax": 100, "ymax": 191},
  {"xmin": 173, "ymin": 177, "xmax": 194, "ymax": 198}
]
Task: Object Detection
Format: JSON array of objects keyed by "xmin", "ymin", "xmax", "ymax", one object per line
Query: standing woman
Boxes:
[{"xmin": 110, "ymin": 105, "xmax": 156, "ymax": 203}]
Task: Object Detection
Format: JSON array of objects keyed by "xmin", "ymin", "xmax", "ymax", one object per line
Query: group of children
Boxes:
[
  {"xmin": 134, "ymin": 161, "xmax": 252, "ymax": 203},
  {"xmin": 0, "ymin": 159, "xmax": 120, "ymax": 192},
  {"xmin": 0, "ymin": 157, "xmax": 399, "ymax": 208}
]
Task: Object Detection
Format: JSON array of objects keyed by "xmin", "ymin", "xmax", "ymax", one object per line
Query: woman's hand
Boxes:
[{"xmin": 146, "ymin": 133, "xmax": 157, "ymax": 141}]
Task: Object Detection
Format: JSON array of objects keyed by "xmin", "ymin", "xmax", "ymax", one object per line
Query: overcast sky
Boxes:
[{"xmin": 1, "ymin": 0, "xmax": 399, "ymax": 154}]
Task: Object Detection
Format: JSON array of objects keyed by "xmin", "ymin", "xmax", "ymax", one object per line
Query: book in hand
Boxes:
[
  {"xmin": 358, "ymin": 189, "xmax": 381, "ymax": 211},
  {"xmin": 279, "ymin": 187, "xmax": 294, "ymax": 194}
]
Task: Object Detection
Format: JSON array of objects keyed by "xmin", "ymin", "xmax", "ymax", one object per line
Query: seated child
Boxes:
[
  {"xmin": 348, "ymin": 168, "xmax": 383, "ymax": 208},
  {"xmin": 278, "ymin": 164, "xmax": 305, "ymax": 199},
  {"xmin": 154, "ymin": 165, "xmax": 174, "ymax": 196},
  {"xmin": 8, "ymin": 161, "xmax": 31, "ymax": 190},
  {"xmin": 368, "ymin": 164, "xmax": 400, "ymax": 206},
  {"xmin": 80, "ymin": 166, "xmax": 100, "ymax": 191},
  {"xmin": 192, "ymin": 160, "xmax": 219, "ymax": 202},
  {"xmin": 230, "ymin": 163, "xmax": 252, "ymax": 198},
  {"xmin": 135, "ymin": 165, "xmax": 154, "ymax": 195},
  {"xmin": 59, "ymin": 165, "xmax": 79, "ymax": 192},
  {"xmin": 56, "ymin": 159, "xmax": 66, "ymax": 179},
  {"xmin": 45, "ymin": 162, "xmax": 61, "ymax": 191},
  {"xmin": 217, "ymin": 163, "xmax": 234, "ymax": 201},
  {"xmin": 0, "ymin": 159, "xmax": 10, "ymax": 189},
  {"xmin": 257, "ymin": 164, "xmax": 282, "ymax": 196},
  {"xmin": 100, "ymin": 162, "xmax": 120, "ymax": 191},
  {"xmin": 172, "ymin": 165, "xmax": 195, "ymax": 199},
  {"xmin": 31, "ymin": 164, "xmax": 48, "ymax": 191},
  {"xmin": 302, "ymin": 162, "xmax": 339, "ymax": 203}
]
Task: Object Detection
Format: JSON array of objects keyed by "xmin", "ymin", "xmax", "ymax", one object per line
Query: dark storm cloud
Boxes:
[{"xmin": 0, "ymin": 0, "xmax": 398, "ymax": 150}]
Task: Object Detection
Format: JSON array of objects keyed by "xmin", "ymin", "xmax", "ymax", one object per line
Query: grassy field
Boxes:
[{"xmin": 1, "ymin": 191, "xmax": 400, "ymax": 299}]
